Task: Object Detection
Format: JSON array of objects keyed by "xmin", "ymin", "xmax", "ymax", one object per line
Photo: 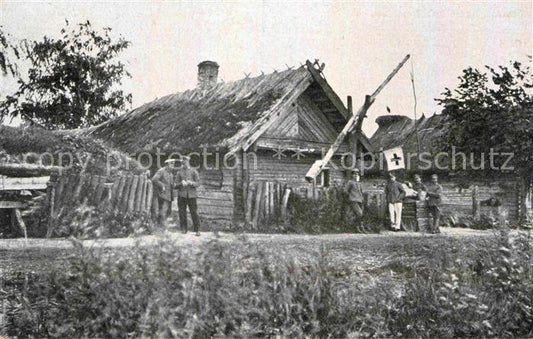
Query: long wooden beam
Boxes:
[
  {"xmin": 0, "ymin": 163, "xmax": 62, "ymax": 177},
  {"xmin": 305, "ymin": 55, "xmax": 410, "ymax": 182},
  {"xmin": 0, "ymin": 176, "xmax": 50, "ymax": 190}
]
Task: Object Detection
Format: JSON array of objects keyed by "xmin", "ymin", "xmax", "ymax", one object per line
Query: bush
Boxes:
[
  {"xmin": 54, "ymin": 203, "xmax": 152, "ymax": 238},
  {"xmin": 2, "ymin": 232, "xmax": 532, "ymax": 338},
  {"xmin": 285, "ymin": 187, "xmax": 383, "ymax": 234}
]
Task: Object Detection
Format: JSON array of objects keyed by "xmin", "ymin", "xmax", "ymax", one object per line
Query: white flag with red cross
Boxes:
[{"xmin": 383, "ymin": 147, "xmax": 405, "ymax": 171}]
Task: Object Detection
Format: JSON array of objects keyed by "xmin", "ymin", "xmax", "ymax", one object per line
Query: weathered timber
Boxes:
[
  {"xmin": 46, "ymin": 182, "xmax": 56, "ymax": 238},
  {"xmin": 127, "ymin": 175, "xmax": 139, "ymax": 212},
  {"xmin": 245, "ymin": 182, "xmax": 255, "ymax": 226},
  {"xmin": 88, "ymin": 175, "xmax": 100, "ymax": 204},
  {"xmin": 0, "ymin": 201, "xmax": 27, "ymax": 209},
  {"xmin": 281, "ymin": 188, "xmax": 291, "ymax": 220},
  {"xmin": 72, "ymin": 172, "xmax": 87, "ymax": 202},
  {"xmin": 110, "ymin": 176, "xmax": 121, "ymax": 207},
  {"xmin": 121, "ymin": 176, "xmax": 133, "ymax": 212},
  {"xmin": 146, "ymin": 180, "xmax": 153, "ymax": 216},
  {"xmin": 114, "ymin": 176, "xmax": 126, "ymax": 208},
  {"xmin": 94, "ymin": 176, "xmax": 107, "ymax": 204},
  {"xmin": 12, "ymin": 209, "xmax": 27, "ymax": 239},
  {"xmin": 151, "ymin": 184, "xmax": 158, "ymax": 219},
  {"xmin": 305, "ymin": 55, "xmax": 410, "ymax": 181},
  {"xmin": 0, "ymin": 163, "xmax": 62, "ymax": 177},
  {"xmin": 54, "ymin": 175, "xmax": 67, "ymax": 207},
  {"xmin": 472, "ymin": 185, "xmax": 480, "ymax": 220},
  {"xmin": 0, "ymin": 176, "xmax": 50, "ymax": 191},
  {"xmin": 135, "ymin": 175, "xmax": 145, "ymax": 212},
  {"xmin": 252, "ymin": 182, "xmax": 264, "ymax": 229}
]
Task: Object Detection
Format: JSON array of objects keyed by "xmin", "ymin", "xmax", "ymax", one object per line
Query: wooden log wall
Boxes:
[{"xmin": 362, "ymin": 176, "xmax": 521, "ymax": 223}]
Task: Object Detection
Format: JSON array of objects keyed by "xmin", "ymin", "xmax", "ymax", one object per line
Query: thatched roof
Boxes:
[
  {"xmin": 370, "ymin": 114, "xmax": 449, "ymax": 154},
  {"xmin": 88, "ymin": 66, "xmax": 313, "ymax": 154}
]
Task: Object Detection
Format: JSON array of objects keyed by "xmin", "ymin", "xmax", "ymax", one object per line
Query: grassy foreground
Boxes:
[{"xmin": 1, "ymin": 230, "xmax": 532, "ymax": 338}]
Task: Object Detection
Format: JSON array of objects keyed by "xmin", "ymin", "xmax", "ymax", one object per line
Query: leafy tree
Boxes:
[
  {"xmin": 436, "ymin": 59, "xmax": 533, "ymax": 180},
  {"xmin": 0, "ymin": 21, "xmax": 131, "ymax": 129}
]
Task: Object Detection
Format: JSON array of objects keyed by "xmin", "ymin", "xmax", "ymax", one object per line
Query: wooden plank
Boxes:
[
  {"xmin": 12, "ymin": 209, "xmax": 27, "ymax": 239},
  {"xmin": 94, "ymin": 176, "xmax": 107, "ymax": 204},
  {"xmin": 0, "ymin": 201, "xmax": 28, "ymax": 209},
  {"xmin": 46, "ymin": 182, "xmax": 56, "ymax": 238},
  {"xmin": 135, "ymin": 175, "xmax": 145, "ymax": 212},
  {"xmin": 121, "ymin": 176, "xmax": 133, "ymax": 212},
  {"xmin": 54, "ymin": 175, "xmax": 67, "ymax": 207},
  {"xmin": 281, "ymin": 188, "xmax": 291, "ymax": 220},
  {"xmin": 72, "ymin": 172, "xmax": 87, "ymax": 203},
  {"xmin": 127, "ymin": 175, "xmax": 139, "ymax": 212},
  {"xmin": 245, "ymin": 182, "xmax": 255, "ymax": 226},
  {"xmin": 252, "ymin": 182, "xmax": 264, "ymax": 229},
  {"xmin": 0, "ymin": 163, "xmax": 62, "ymax": 177},
  {"xmin": 146, "ymin": 180, "xmax": 153, "ymax": 215},
  {"xmin": 88, "ymin": 175, "xmax": 100, "ymax": 204},
  {"xmin": 114, "ymin": 176, "xmax": 126, "ymax": 208},
  {"xmin": 0, "ymin": 176, "xmax": 50, "ymax": 191}
]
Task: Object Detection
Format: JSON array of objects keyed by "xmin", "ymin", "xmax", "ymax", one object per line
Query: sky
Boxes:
[{"xmin": 1, "ymin": 1, "xmax": 531, "ymax": 136}]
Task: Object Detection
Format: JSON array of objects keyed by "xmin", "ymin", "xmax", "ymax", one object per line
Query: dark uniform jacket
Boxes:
[
  {"xmin": 152, "ymin": 167, "xmax": 174, "ymax": 201},
  {"xmin": 426, "ymin": 183, "xmax": 443, "ymax": 207},
  {"xmin": 385, "ymin": 180, "xmax": 405, "ymax": 203},
  {"xmin": 413, "ymin": 182, "xmax": 427, "ymax": 192},
  {"xmin": 344, "ymin": 180, "xmax": 364, "ymax": 203},
  {"xmin": 175, "ymin": 167, "xmax": 200, "ymax": 198}
]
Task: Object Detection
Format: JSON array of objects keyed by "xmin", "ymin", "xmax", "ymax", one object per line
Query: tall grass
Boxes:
[{"xmin": 2, "ymin": 231, "xmax": 532, "ymax": 338}]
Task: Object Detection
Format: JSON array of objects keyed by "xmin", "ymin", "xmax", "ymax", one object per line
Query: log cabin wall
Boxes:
[
  {"xmin": 362, "ymin": 175, "xmax": 520, "ymax": 223},
  {"xmin": 246, "ymin": 150, "xmax": 346, "ymax": 196}
]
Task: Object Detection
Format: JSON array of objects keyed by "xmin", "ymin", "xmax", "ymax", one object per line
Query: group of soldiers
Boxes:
[
  {"xmin": 150, "ymin": 157, "xmax": 443, "ymax": 235},
  {"xmin": 344, "ymin": 169, "xmax": 443, "ymax": 234},
  {"xmin": 151, "ymin": 156, "xmax": 201, "ymax": 235}
]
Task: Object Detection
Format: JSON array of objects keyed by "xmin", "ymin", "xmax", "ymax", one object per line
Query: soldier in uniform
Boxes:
[
  {"xmin": 151, "ymin": 159, "xmax": 176, "ymax": 228},
  {"xmin": 175, "ymin": 156, "xmax": 201, "ymax": 235},
  {"xmin": 344, "ymin": 169, "xmax": 367, "ymax": 233},
  {"xmin": 385, "ymin": 172, "xmax": 406, "ymax": 231},
  {"xmin": 412, "ymin": 174, "xmax": 427, "ymax": 200},
  {"xmin": 426, "ymin": 174, "xmax": 443, "ymax": 234}
]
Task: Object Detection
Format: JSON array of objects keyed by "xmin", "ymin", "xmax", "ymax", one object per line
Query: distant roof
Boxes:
[
  {"xmin": 89, "ymin": 66, "xmax": 312, "ymax": 153},
  {"xmin": 370, "ymin": 114, "xmax": 449, "ymax": 154}
]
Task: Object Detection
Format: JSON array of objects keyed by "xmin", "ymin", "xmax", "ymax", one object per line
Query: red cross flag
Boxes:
[{"xmin": 383, "ymin": 147, "xmax": 405, "ymax": 171}]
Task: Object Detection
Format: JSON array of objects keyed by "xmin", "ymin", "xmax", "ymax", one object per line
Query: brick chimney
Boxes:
[{"xmin": 197, "ymin": 61, "xmax": 219, "ymax": 89}]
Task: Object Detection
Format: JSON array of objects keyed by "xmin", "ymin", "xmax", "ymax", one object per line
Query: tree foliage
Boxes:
[
  {"xmin": 0, "ymin": 21, "xmax": 131, "ymax": 129},
  {"xmin": 436, "ymin": 59, "xmax": 533, "ymax": 179}
]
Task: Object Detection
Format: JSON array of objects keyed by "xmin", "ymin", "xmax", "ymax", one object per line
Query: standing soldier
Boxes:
[
  {"xmin": 412, "ymin": 174, "xmax": 427, "ymax": 200},
  {"xmin": 426, "ymin": 174, "xmax": 443, "ymax": 234},
  {"xmin": 175, "ymin": 156, "xmax": 201, "ymax": 236},
  {"xmin": 344, "ymin": 169, "xmax": 367, "ymax": 233},
  {"xmin": 152, "ymin": 159, "xmax": 176, "ymax": 228},
  {"xmin": 385, "ymin": 172, "xmax": 406, "ymax": 231}
]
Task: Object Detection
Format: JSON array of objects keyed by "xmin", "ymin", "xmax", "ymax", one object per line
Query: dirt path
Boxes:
[{"xmin": 0, "ymin": 227, "xmax": 510, "ymax": 277}]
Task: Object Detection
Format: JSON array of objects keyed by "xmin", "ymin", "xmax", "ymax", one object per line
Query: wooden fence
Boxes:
[
  {"xmin": 47, "ymin": 172, "xmax": 154, "ymax": 236},
  {"xmin": 244, "ymin": 181, "xmax": 292, "ymax": 229}
]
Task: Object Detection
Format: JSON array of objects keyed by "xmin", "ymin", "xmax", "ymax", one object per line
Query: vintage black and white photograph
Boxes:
[{"xmin": 0, "ymin": 1, "xmax": 532, "ymax": 337}]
